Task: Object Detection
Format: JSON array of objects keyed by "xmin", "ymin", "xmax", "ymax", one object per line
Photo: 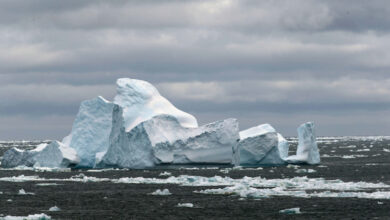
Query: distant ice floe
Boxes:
[
  {"xmin": 150, "ymin": 189, "xmax": 172, "ymax": 196},
  {"xmin": 0, "ymin": 213, "xmax": 51, "ymax": 220},
  {"xmin": 176, "ymin": 203, "xmax": 194, "ymax": 208},
  {"xmin": 48, "ymin": 206, "xmax": 61, "ymax": 212},
  {"xmin": 279, "ymin": 207, "xmax": 301, "ymax": 214},
  {"xmin": 18, "ymin": 189, "xmax": 34, "ymax": 195}
]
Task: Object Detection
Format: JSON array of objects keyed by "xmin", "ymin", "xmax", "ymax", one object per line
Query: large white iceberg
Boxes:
[
  {"xmin": 98, "ymin": 105, "xmax": 239, "ymax": 168},
  {"xmin": 233, "ymin": 124, "xmax": 288, "ymax": 166},
  {"xmin": 63, "ymin": 78, "xmax": 198, "ymax": 168},
  {"xmin": 1, "ymin": 141, "xmax": 79, "ymax": 168},
  {"xmin": 286, "ymin": 122, "xmax": 320, "ymax": 165}
]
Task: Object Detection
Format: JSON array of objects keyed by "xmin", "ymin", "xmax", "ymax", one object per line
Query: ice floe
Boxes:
[
  {"xmin": 150, "ymin": 189, "xmax": 172, "ymax": 196},
  {"xmin": 176, "ymin": 203, "xmax": 194, "ymax": 208},
  {"xmin": 279, "ymin": 207, "xmax": 301, "ymax": 214}
]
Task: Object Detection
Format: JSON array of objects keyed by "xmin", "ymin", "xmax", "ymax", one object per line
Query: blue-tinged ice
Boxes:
[
  {"xmin": 98, "ymin": 105, "xmax": 239, "ymax": 168},
  {"xmin": 286, "ymin": 122, "xmax": 320, "ymax": 165},
  {"xmin": 233, "ymin": 123, "xmax": 289, "ymax": 166},
  {"xmin": 63, "ymin": 96, "xmax": 115, "ymax": 168},
  {"xmin": 1, "ymin": 141, "xmax": 79, "ymax": 168}
]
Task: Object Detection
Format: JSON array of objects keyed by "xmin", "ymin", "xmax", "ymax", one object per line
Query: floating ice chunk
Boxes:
[
  {"xmin": 176, "ymin": 203, "xmax": 194, "ymax": 208},
  {"xmin": 0, "ymin": 213, "xmax": 51, "ymax": 220},
  {"xmin": 99, "ymin": 108, "xmax": 239, "ymax": 168},
  {"xmin": 150, "ymin": 189, "xmax": 172, "ymax": 196},
  {"xmin": 286, "ymin": 122, "xmax": 320, "ymax": 165},
  {"xmin": 48, "ymin": 206, "xmax": 61, "ymax": 212},
  {"xmin": 279, "ymin": 207, "xmax": 301, "ymax": 214},
  {"xmin": 18, "ymin": 189, "xmax": 34, "ymax": 195},
  {"xmin": 295, "ymin": 169, "xmax": 316, "ymax": 174},
  {"xmin": 234, "ymin": 124, "xmax": 288, "ymax": 166},
  {"xmin": 63, "ymin": 96, "xmax": 115, "ymax": 167},
  {"xmin": 159, "ymin": 171, "xmax": 172, "ymax": 176},
  {"xmin": 1, "ymin": 141, "xmax": 79, "ymax": 168},
  {"xmin": 114, "ymin": 78, "xmax": 198, "ymax": 131}
]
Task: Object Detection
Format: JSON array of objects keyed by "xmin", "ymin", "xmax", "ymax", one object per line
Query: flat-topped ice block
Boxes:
[
  {"xmin": 98, "ymin": 105, "xmax": 239, "ymax": 168},
  {"xmin": 234, "ymin": 123, "xmax": 288, "ymax": 166}
]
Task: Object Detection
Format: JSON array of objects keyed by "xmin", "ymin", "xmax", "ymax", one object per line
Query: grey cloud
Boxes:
[{"xmin": 0, "ymin": 0, "xmax": 389, "ymax": 139}]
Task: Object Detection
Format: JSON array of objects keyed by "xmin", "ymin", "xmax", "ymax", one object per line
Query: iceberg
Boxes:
[
  {"xmin": 63, "ymin": 78, "xmax": 198, "ymax": 168},
  {"xmin": 234, "ymin": 124, "xmax": 288, "ymax": 166},
  {"xmin": 1, "ymin": 141, "xmax": 79, "ymax": 168},
  {"xmin": 98, "ymin": 105, "xmax": 239, "ymax": 168},
  {"xmin": 286, "ymin": 122, "xmax": 320, "ymax": 165}
]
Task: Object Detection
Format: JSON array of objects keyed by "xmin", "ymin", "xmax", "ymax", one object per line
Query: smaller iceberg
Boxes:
[
  {"xmin": 286, "ymin": 122, "xmax": 320, "ymax": 165},
  {"xmin": 233, "ymin": 124, "xmax": 288, "ymax": 166},
  {"xmin": 1, "ymin": 141, "xmax": 79, "ymax": 168}
]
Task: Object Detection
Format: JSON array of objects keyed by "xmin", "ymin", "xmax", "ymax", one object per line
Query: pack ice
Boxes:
[
  {"xmin": 286, "ymin": 122, "xmax": 320, "ymax": 165},
  {"xmin": 233, "ymin": 124, "xmax": 288, "ymax": 166},
  {"xmin": 62, "ymin": 78, "xmax": 198, "ymax": 168},
  {"xmin": 1, "ymin": 141, "xmax": 79, "ymax": 168},
  {"xmin": 97, "ymin": 105, "xmax": 239, "ymax": 168}
]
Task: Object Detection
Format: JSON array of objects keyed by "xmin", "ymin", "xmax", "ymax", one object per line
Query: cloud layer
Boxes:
[{"xmin": 0, "ymin": 0, "xmax": 389, "ymax": 139}]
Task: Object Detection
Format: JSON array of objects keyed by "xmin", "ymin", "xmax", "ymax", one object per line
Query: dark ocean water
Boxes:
[{"xmin": 0, "ymin": 137, "xmax": 389, "ymax": 219}]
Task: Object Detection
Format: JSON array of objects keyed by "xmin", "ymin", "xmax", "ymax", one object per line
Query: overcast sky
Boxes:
[{"xmin": 1, "ymin": 0, "xmax": 389, "ymax": 140}]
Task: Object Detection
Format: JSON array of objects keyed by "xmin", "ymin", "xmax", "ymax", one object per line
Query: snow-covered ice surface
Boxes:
[{"xmin": 114, "ymin": 78, "xmax": 198, "ymax": 131}]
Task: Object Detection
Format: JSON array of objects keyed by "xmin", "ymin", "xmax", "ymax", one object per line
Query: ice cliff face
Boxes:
[
  {"xmin": 1, "ymin": 141, "xmax": 79, "ymax": 168},
  {"xmin": 98, "ymin": 106, "xmax": 239, "ymax": 168},
  {"xmin": 233, "ymin": 124, "xmax": 288, "ymax": 166},
  {"xmin": 114, "ymin": 78, "xmax": 198, "ymax": 131},
  {"xmin": 286, "ymin": 122, "xmax": 320, "ymax": 165},
  {"xmin": 63, "ymin": 96, "xmax": 115, "ymax": 167}
]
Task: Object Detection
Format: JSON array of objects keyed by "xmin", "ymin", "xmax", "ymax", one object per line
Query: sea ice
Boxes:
[
  {"xmin": 98, "ymin": 108, "xmax": 239, "ymax": 168},
  {"xmin": 286, "ymin": 122, "xmax": 320, "ymax": 165},
  {"xmin": 1, "ymin": 141, "xmax": 79, "ymax": 168},
  {"xmin": 233, "ymin": 124, "xmax": 288, "ymax": 166}
]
